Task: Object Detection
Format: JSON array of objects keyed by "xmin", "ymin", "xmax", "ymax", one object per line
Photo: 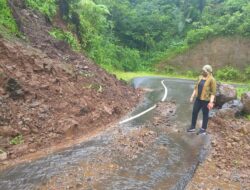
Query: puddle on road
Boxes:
[{"xmin": 0, "ymin": 78, "xmax": 210, "ymax": 190}]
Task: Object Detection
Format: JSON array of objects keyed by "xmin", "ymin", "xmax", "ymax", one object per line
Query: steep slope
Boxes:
[
  {"xmin": 159, "ymin": 37, "xmax": 250, "ymax": 73},
  {"xmin": 0, "ymin": 0, "xmax": 139, "ymax": 162}
]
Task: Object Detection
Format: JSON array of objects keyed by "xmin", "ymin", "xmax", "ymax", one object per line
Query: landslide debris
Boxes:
[
  {"xmin": 0, "ymin": 0, "xmax": 139, "ymax": 163},
  {"xmin": 187, "ymin": 115, "xmax": 250, "ymax": 190}
]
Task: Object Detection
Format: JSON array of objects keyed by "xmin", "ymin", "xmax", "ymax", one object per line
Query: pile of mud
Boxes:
[
  {"xmin": 187, "ymin": 115, "xmax": 250, "ymax": 189},
  {"xmin": 36, "ymin": 101, "xmax": 178, "ymax": 190},
  {"xmin": 0, "ymin": 0, "xmax": 139, "ymax": 162}
]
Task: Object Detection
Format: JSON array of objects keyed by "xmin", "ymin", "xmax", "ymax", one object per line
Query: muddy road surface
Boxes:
[{"xmin": 0, "ymin": 78, "xmax": 210, "ymax": 190}]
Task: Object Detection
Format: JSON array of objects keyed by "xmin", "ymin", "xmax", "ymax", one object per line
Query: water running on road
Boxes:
[{"xmin": 0, "ymin": 77, "xmax": 210, "ymax": 190}]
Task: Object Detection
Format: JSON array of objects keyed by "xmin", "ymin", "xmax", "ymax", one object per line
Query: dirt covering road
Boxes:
[
  {"xmin": 187, "ymin": 115, "xmax": 250, "ymax": 190},
  {"xmin": 36, "ymin": 101, "xmax": 178, "ymax": 190},
  {"xmin": 0, "ymin": 0, "xmax": 140, "ymax": 168}
]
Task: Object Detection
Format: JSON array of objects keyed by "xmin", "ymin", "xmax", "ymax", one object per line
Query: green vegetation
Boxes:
[
  {"xmin": 92, "ymin": 0, "xmax": 250, "ymax": 74},
  {"xmin": 24, "ymin": 0, "xmax": 250, "ymax": 77},
  {"xmin": 245, "ymin": 114, "xmax": 250, "ymax": 121},
  {"xmin": 237, "ymin": 86, "xmax": 250, "ymax": 99},
  {"xmin": 0, "ymin": 0, "xmax": 19, "ymax": 36},
  {"xmin": 110, "ymin": 70, "xmax": 196, "ymax": 82},
  {"xmin": 49, "ymin": 28, "xmax": 81, "ymax": 51},
  {"xmin": 216, "ymin": 66, "xmax": 240, "ymax": 81},
  {"xmin": 25, "ymin": 0, "xmax": 57, "ymax": 19},
  {"xmin": 1, "ymin": 0, "xmax": 249, "ymax": 83},
  {"xmin": 215, "ymin": 66, "xmax": 250, "ymax": 82},
  {"xmin": 84, "ymin": 83, "xmax": 103, "ymax": 92},
  {"xmin": 10, "ymin": 135, "xmax": 24, "ymax": 145}
]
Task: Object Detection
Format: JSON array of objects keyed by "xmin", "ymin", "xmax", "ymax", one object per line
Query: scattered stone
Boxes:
[
  {"xmin": 29, "ymin": 101, "xmax": 41, "ymax": 108},
  {"xmin": 66, "ymin": 185, "xmax": 74, "ymax": 190},
  {"xmin": 216, "ymin": 108, "xmax": 235, "ymax": 119},
  {"xmin": 40, "ymin": 84, "xmax": 49, "ymax": 90},
  {"xmin": 137, "ymin": 141, "xmax": 145, "ymax": 148},
  {"xmin": 20, "ymin": 127, "xmax": 30, "ymax": 134},
  {"xmin": 79, "ymin": 106, "xmax": 91, "ymax": 116},
  {"xmin": 216, "ymin": 83, "xmax": 237, "ymax": 107},
  {"xmin": 12, "ymin": 144, "xmax": 29, "ymax": 155},
  {"xmin": 86, "ymin": 177, "xmax": 92, "ymax": 182},
  {"xmin": 145, "ymin": 131, "xmax": 152, "ymax": 136},
  {"xmin": 0, "ymin": 126, "xmax": 19, "ymax": 137},
  {"xmin": 221, "ymin": 99, "xmax": 244, "ymax": 116},
  {"xmin": 58, "ymin": 119, "xmax": 79, "ymax": 135},
  {"xmin": 226, "ymin": 142, "xmax": 232, "ymax": 149},
  {"xmin": 211, "ymin": 140, "xmax": 217, "ymax": 147},
  {"xmin": 207, "ymin": 158, "xmax": 212, "ymax": 162},
  {"xmin": 5, "ymin": 78, "xmax": 25, "ymax": 100},
  {"xmin": 103, "ymin": 105, "xmax": 113, "ymax": 115},
  {"xmin": 29, "ymin": 149, "xmax": 36, "ymax": 153},
  {"xmin": 241, "ymin": 92, "xmax": 250, "ymax": 114},
  {"xmin": 236, "ymin": 126, "xmax": 248, "ymax": 135},
  {"xmin": 232, "ymin": 136, "xmax": 240, "ymax": 142},
  {"xmin": 76, "ymin": 183, "xmax": 83, "ymax": 189},
  {"xmin": 0, "ymin": 151, "xmax": 7, "ymax": 161},
  {"xmin": 244, "ymin": 144, "xmax": 250, "ymax": 151}
]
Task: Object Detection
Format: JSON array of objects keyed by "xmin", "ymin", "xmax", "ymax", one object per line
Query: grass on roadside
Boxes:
[
  {"xmin": 245, "ymin": 114, "xmax": 250, "ymax": 121},
  {"xmin": 109, "ymin": 70, "xmax": 196, "ymax": 81},
  {"xmin": 236, "ymin": 86, "xmax": 250, "ymax": 99},
  {"xmin": 108, "ymin": 70, "xmax": 250, "ymax": 86}
]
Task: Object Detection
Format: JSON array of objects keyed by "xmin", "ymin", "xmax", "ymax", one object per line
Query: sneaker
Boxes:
[
  {"xmin": 187, "ymin": 128, "xmax": 196, "ymax": 133},
  {"xmin": 197, "ymin": 128, "xmax": 206, "ymax": 135}
]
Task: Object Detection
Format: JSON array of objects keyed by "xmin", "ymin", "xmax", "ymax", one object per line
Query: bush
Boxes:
[
  {"xmin": 0, "ymin": 0, "xmax": 19, "ymax": 35},
  {"xmin": 49, "ymin": 28, "xmax": 81, "ymax": 51},
  {"xmin": 186, "ymin": 26, "xmax": 215, "ymax": 45},
  {"xmin": 25, "ymin": 0, "xmax": 57, "ymax": 18},
  {"xmin": 215, "ymin": 66, "xmax": 241, "ymax": 81},
  {"xmin": 164, "ymin": 65, "xmax": 176, "ymax": 74},
  {"xmin": 10, "ymin": 135, "xmax": 24, "ymax": 145},
  {"xmin": 115, "ymin": 46, "xmax": 141, "ymax": 72},
  {"xmin": 236, "ymin": 86, "xmax": 250, "ymax": 99},
  {"xmin": 186, "ymin": 70, "xmax": 199, "ymax": 77},
  {"xmin": 244, "ymin": 66, "xmax": 250, "ymax": 81}
]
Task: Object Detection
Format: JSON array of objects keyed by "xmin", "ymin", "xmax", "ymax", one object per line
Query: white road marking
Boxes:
[
  {"xmin": 119, "ymin": 105, "xmax": 157, "ymax": 124},
  {"xmin": 161, "ymin": 80, "xmax": 168, "ymax": 102},
  {"xmin": 119, "ymin": 80, "xmax": 168, "ymax": 124}
]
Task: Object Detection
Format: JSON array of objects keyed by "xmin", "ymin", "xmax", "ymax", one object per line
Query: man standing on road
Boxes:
[{"xmin": 187, "ymin": 65, "xmax": 216, "ymax": 135}]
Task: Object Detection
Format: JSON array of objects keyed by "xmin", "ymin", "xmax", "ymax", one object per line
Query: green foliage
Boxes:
[
  {"xmin": 245, "ymin": 114, "xmax": 250, "ymax": 121},
  {"xmin": 85, "ymin": 83, "xmax": 103, "ymax": 92},
  {"xmin": 10, "ymin": 135, "xmax": 24, "ymax": 145},
  {"xmin": 20, "ymin": 0, "xmax": 250, "ymax": 76},
  {"xmin": 163, "ymin": 65, "xmax": 176, "ymax": 75},
  {"xmin": 243, "ymin": 66, "xmax": 250, "ymax": 81},
  {"xmin": 215, "ymin": 66, "xmax": 250, "ymax": 82},
  {"xmin": 49, "ymin": 28, "xmax": 81, "ymax": 51},
  {"xmin": 186, "ymin": 26, "xmax": 214, "ymax": 44},
  {"xmin": 216, "ymin": 66, "xmax": 241, "ymax": 81},
  {"xmin": 0, "ymin": 0, "xmax": 19, "ymax": 35},
  {"xmin": 186, "ymin": 70, "xmax": 199, "ymax": 78},
  {"xmin": 25, "ymin": 0, "xmax": 57, "ymax": 18},
  {"xmin": 236, "ymin": 85, "xmax": 250, "ymax": 99}
]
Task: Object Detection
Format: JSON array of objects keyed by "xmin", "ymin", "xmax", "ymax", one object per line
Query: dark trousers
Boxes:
[{"xmin": 191, "ymin": 98, "xmax": 209, "ymax": 130}]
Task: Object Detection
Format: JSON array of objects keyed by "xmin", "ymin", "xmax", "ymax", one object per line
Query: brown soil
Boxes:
[
  {"xmin": 0, "ymin": 0, "xmax": 140, "ymax": 168},
  {"xmin": 36, "ymin": 101, "xmax": 177, "ymax": 190},
  {"xmin": 187, "ymin": 115, "xmax": 250, "ymax": 190},
  {"xmin": 158, "ymin": 37, "xmax": 250, "ymax": 72}
]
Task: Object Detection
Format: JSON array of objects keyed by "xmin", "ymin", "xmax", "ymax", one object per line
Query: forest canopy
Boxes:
[{"xmin": 1, "ymin": 0, "xmax": 249, "ymax": 78}]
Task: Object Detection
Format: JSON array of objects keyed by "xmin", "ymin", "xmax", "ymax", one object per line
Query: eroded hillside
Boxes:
[{"xmin": 0, "ymin": 0, "xmax": 139, "ymax": 162}]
